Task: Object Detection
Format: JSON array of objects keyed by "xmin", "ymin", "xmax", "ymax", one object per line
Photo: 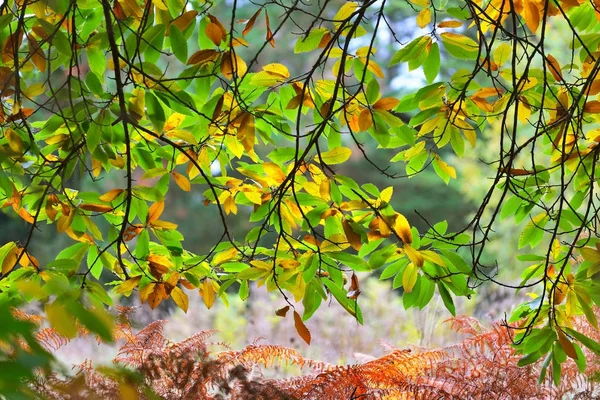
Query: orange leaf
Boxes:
[
  {"xmin": 148, "ymin": 285, "xmax": 164, "ymax": 309},
  {"xmin": 557, "ymin": 329, "xmax": 578, "ymax": 360},
  {"xmin": 242, "ymin": 8, "xmax": 262, "ymax": 36},
  {"xmin": 265, "ymin": 10, "xmax": 275, "ymax": 47},
  {"xmin": 358, "ymin": 109, "xmax": 372, "ymax": 131},
  {"xmin": 2, "ymin": 30, "xmax": 23, "ymax": 64},
  {"xmin": 172, "ymin": 171, "xmax": 191, "ymax": 191},
  {"xmin": 187, "ymin": 49, "xmax": 218, "ymax": 65},
  {"xmin": 206, "ymin": 22, "xmax": 224, "ymax": 46},
  {"xmin": 293, "ymin": 310, "xmax": 311, "ymax": 344},
  {"xmin": 584, "ymin": 101, "xmax": 600, "ymax": 113},
  {"xmin": 80, "ymin": 204, "xmax": 113, "ymax": 213},
  {"xmin": 373, "ymin": 97, "xmax": 400, "ymax": 111},
  {"xmin": 438, "ymin": 20, "xmax": 463, "ymax": 28},
  {"xmin": 147, "ymin": 201, "xmax": 165, "ymax": 224},
  {"xmin": 546, "ymin": 54, "xmax": 562, "ymax": 81},
  {"xmin": 17, "ymin": 207, "xmax": 35, "ymax": 224},
  {"xmin": 523, "ymin": 1, "xmax": 540, "ymax": 33},
  {"xmin": 172, "ymin": 10, "xmax": 198, "ymax": 32}
]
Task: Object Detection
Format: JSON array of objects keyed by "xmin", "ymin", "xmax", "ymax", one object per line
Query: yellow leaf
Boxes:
[
  {"xmin": 45, "ymin": 301, "xmax": 77, "ymax": 339},
  {"xmin": 99, "ymin": 189, "xmax": 124, "ymax": 202},
  {"xmin": 5, "ymin": 129, "xmax": 24, "ymax": 153},
  {"xmin": 318, "ymin": 147, "xmax": 352, "ymax": 165},
  {"xmin": 262, "ymin": 63, "xmax": 290, "ymax": 79},
  {"xmin": 220, "ymin": 51, "xmax": 247, "ymax": 79},
  {"xmin": 409, "ymin": 0, "xmax": 429, "ymax": 6},
  {"xmin": 402, "ymin": 263, "xmax": 418, "ymax": 293},
  {"xmin": 172, "ymin": 171, "xmax": 191, "ymax": 191},
  {"xmin": 128, "ymin": 87, "xmax": 145, "ymax": 120},
  {"xmin": 152, "ymin": 0, "xmax": 168, "ymax": 10},
  {"xmin": 171, "ymin": 286, "xmax": 189, "ymax": 313},
  {"xmin": 23, "ymin": 82, "xmax": 45, "ymax": 98},
  {"xmin": 404, "ymin": 244, "xmax": 424, "ymax": 267},
  {"xmin": 116, "ymin": 276, "xmax": 142, "ymax": 294},
  {"xmin": 333, "ymin": 2, "xmax": 358, "ymax": 23},
  {"xmin": 139, "ymin": 283, "xmax": 156, "ymax": 302},
  {"xmin": 213, "ymin": 247, "xmax": 238, "ymax": 265},
  {"xmin": 416, "ymin": 8, "xmax": 431, "ymax": 28},
  {"xmin": 150, "ymin": 219, "xmax": 178, "ymax": 230},
  {"xmin": 202, "ymin": 279, "xmax": 215, "ymax": 309},
  {"xmin": 380, "ymin": 186, "xmax": 393, "ymax": 204},
  {"xmin": 224, "ymin": 194, "xmax": 238, "ymax": 215},
  {"xmin": 393, "ymin": 213, "xmax": 412, "ymax": 244},
  {"xmin": 493, "ymin": 43, "xmax": 511, "ymax": 67},
  {"xmin": 147, "ymin": 201, "xmax": 165, "ymax": 224},
  {"xmin": 420, "ymin": 250, "xmax": 446, "ymax": 266},
  {"xmin": 294, "ymin": 310, "xmax": 311, "ymax": 344}
]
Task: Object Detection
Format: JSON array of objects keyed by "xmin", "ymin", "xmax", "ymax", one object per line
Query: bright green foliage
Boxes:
[{"xmin": 0, "ymin": 0, "xmax": 599, "ymax": 388}]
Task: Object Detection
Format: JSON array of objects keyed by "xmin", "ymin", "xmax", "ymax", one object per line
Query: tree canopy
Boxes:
[{"xmin": 1, "ymin": 0, "xmax": 600, "ymax": 390}]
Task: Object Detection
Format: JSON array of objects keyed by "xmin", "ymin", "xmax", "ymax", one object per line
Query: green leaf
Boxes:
[
  {"xmin": 145, "ymin": 92, "xmax": 166, "ymax": 133},
  {"xmin": 389, "ymin": 36, "xmax": 431, "ymax": 66},
  {"xmin": 440, "ymin": 32, "xmax": 479, "ymax": 60},
  {"xmin": 318, "ymin": 147, "xmax": 352, "ymax": 165},
  {"xmin": 294, "ymin": 28, "xmax": 328, "ymax": 53},
  {"xmin": 169, "ymin": 25, "xmax": 188, "ymax": 63},
  {"xmin": 437, "ymin": 282, "xmax": 456, "ymax": 315},
  {"xmin": 423, "ymin": 42, "xmax": 440, "ymax": 83}
]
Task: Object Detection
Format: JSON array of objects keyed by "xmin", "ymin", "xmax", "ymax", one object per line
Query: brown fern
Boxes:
[{"xmin": 15, "ymin": 309, "xmax": 600, "ymax": 399}]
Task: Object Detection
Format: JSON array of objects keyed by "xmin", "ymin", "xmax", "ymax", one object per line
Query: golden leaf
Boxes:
[
  {"xmin": 99, "ymin": 189, "xmax": 124, "ymax": 202},
  {"xmin": 116, "ymin": 276, "xmax": 142, "ymax": 294},
  {"xmin": 147, "ymin": 201, "xmax": 165, "ymax": 224},
  {"xmin": 139, "ymin": 283, "xmax": 156, "ymax": 302},
  {"xmin": 172, "ymin": 10, "xmax": 198, "ymax": 32},
  {"xmin": 171, "ymin": 286, "xmax": 189, "ymax": 313},
  {"xmin": 172, "ymin": 171, "xmax": 191, "ymax": 192},
  {"xmin": 1, "ymin": 243, "xmax": 18, "ymax": 275},
  {"xmin": 202, "ymin": 279, "xmax": 215, "ymax": 309},
  {"xmin": 416, "ymin": 8, "xmax": 431, "ymax": 28},
  {"xmin": 342, "ymin": 219, "xmax": 362, "ymax": 251},
  {"xmin": 404, "ymin": 244, "xmax": 424, "ymax": 267},
  {"xmin": 393, "ymin": 213, "xmax": 412, "ymax": 244},
  {"xmin": 373, "ymin": 97, "xmax": 400, "ymax": 111},
  {"xmin": 438, "ymin": 20, "xmax": 463, "ymax": 28},
  {"xmin": 80, "ymin": 203, "xmax": 113, "ymax": 213},
  {"xmin": 358, "ymin": 108, "xmax": 373, "ymax": 131}
]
